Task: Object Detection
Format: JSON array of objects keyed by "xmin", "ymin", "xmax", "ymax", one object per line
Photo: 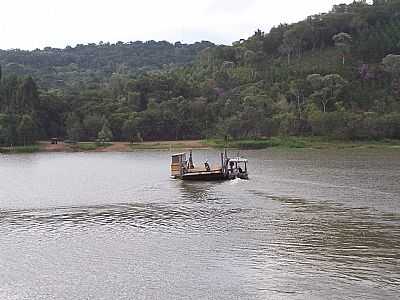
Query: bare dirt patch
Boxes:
[
  {"xmin": 38, "ymin": 140, "xmax": 208, "ymax": 153},
  {"xmin": 39, "ymin": 142, "xmax": 71, "ymax": 152}
]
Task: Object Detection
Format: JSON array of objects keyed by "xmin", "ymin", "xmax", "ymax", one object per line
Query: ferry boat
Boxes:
[{"xmin": 171, "ymin": 150, "xmax": 249, "ymax": 181}]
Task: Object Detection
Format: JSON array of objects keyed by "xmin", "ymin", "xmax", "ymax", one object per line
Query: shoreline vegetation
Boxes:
[{"xmin": 1, "ymin": 138, "xmax": 399, "ymax": 154}]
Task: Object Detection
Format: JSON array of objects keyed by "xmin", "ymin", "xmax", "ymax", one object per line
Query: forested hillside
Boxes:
[
  {"xmin": 0, "ymin": 41, "xmax": 214, "ymax": 90},
  {"xmin": 1, "ymin": 0, "xmax": 400, "ymax": 146}
]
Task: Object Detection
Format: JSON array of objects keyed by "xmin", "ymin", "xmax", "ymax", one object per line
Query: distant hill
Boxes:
[{"xmin": 0, "ymin": 40, "xmax": 214, "ymax": 90}]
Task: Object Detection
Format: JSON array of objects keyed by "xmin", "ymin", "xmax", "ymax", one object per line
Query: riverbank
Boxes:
[
  {"xmin": 1, "ymin": 137, "xmax": 399, "ymax": 154},
  {"xmin": 205, "ymin": 137, "xmax": 400, "ymax": 150},
  {"xmin": 0, "ymin": 140, "xmax": 209, "ymax": 154}
]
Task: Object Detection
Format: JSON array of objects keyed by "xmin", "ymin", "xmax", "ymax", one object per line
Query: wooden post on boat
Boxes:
[
  {"xmin": 189, "ymin": 150, "xmax": 194, "ymax": 169},
  {"xmin": 180, "ymin": 155, "xmax": 184, "ymax": 178},
  {"xmin": 221, "ymin": 152, "xmax": 225, "ymax": 176}
]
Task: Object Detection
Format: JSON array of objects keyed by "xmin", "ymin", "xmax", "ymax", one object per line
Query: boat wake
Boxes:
[{"xmin": 229, "ymin": 178, "xmax": 244, "ymax": 185}]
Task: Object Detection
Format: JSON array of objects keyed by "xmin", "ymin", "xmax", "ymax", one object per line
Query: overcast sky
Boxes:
[{"xmin": 0, "ymin": 0, "xmax": 355, "ymax": 50}]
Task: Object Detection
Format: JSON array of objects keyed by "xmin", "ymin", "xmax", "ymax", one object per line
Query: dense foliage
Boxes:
[
  {"xmin": 1, "ymin": 0, "xmax": 400, "ymax": 146},
  {"xmin": 0, "ymin": 41, "xmax": 214, "ymax": 90}
]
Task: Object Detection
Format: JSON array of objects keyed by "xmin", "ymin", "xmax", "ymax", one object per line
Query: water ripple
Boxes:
[{"xmin": 0, "ymin": 202, "xmax": 249, "ymax": 235}]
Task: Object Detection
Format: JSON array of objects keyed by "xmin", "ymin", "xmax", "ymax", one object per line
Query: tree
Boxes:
[
  {"xmin": 382, "ymin": 54, "xmax": 400, "ymax": 96},
  {"xmin": 279, "ymin": 28, "xmax": 301, "ymax": 65},
  {"xmin": 279, "ymin": 25, "xmax": 303, "ymax": 65},
  {"xmin": 122, "ymin": 114, "xmax": 139, "ymax": 142},
  {"xmin": 18, "ymin": 77, "xmax": 39, "ymax": 113},
  {"xmin": 382, "ymin": 54, "xmax": 400, "ymax": 74},
  {"xmin": 289, "ymin": 80, "xmax": 307, "ymax": 119},
  {"xmin": 307, "ymin": 74, "xmax": 347, "ymax": 113},
  {"xmin": 0, "ymin": 113, "xmax": 16, "ymax": 146},
  {"xmin": 333, "ymin": 32, "xmax": 352, "ymax": 65},
  {"xmin": 83, "ymin": 114, "xmax": 104, "ymax": 140},
  {"xmin": 98, "ymin": 121, "xmax": 113, "ymax": 144},
  {"xmin": 243, "ymin": 50, "xmax": 256, "ymax": 65},
  {"xmin": 17, "ymin": 114, "xmax": 37, "ymax": 146},
  {"xmin": 126, "ymin": 91, "xmax": 141, "ymax": 111},
  {"xmin": 66, "ymin": 113, "xmax": 83, "ymax": 142}
]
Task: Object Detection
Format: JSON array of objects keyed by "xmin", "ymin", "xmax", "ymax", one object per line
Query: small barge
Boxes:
[{"xmin": 171, "ymin": 150, "xmax": 248, "ymax": 181}]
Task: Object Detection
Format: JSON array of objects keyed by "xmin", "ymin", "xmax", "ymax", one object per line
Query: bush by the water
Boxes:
[{"xmin": 0, "ymin": 145, "xmax": 41, "ymax": 154}]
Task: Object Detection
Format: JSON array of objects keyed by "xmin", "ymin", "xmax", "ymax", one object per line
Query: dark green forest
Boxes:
[{"xmin": 1, "ymin": 0, "xmax": 400, "ymax": 146}]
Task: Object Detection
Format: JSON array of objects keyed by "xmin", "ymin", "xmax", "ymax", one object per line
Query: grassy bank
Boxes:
[
  {"xmin": 74, "ymin": 142, "xmax": 113, "ymax": 151},
  {"xmin": 2, "ymin": 138, "xmax": 399, "ymax": 154},
  {"xmin": 205, "ymin": 137, "xmax": 400, "ymax": 150},
  {"xmin": 129, "ymin": 142, "xmax": 179, "ymax": 150},
  {"xmin": 0, "ymin": 145, "xmax": 42, "ymax": 154},
  {"xmin": 128, "ymin": 140, "xmax": 208, "ymax": 150}
]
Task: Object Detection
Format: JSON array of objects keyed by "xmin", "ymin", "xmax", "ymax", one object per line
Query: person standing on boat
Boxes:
[
  {"xmin": 229, "ymin": 161, "xmax": 235, "ymax": 173},
  {"xmin": 188, "ymin": 150, "xmax": 195, "ymax": 169}
]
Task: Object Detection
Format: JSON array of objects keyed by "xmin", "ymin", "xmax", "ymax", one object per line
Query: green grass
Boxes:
[
  {"xmin": 0, "ymin": 145, "xmax": 41, "ymax": 154},
  {"xmin": 128, "ymin": 141, "xmax": 207, "ymax": 150},
  {"xmin": 75, "ymin": 142, "xmax": 112, "ymax": 151},
  {"xmin": 129, "ymin": 142, "xmax": 172, "ymax": 150},
  {"xmin": 205, "ymin": 137, "xmax": 400, "ymax": 150},
  {"xmin": 206, "ymin": 137, "xmax": 306, "ymax": 149}
]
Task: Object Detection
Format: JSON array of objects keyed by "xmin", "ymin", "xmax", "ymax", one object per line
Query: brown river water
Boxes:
[{"xmin": 0, "ymin": 149, "xmax": 399, "ymax": 299}]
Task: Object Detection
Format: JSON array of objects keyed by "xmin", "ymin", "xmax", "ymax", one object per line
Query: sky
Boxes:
[{"xmin": 0, "ymin": 0, "xmax": 355, "ymax": 50}]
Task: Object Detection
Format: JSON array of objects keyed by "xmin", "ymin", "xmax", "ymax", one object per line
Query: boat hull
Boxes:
[
  {"xmin": 181, "ymin": 172, "xmax": 227, "ymax": 181},
  {"xmin": 229, "ymin": 173, "xmax": 249, "ymax": 180},
  {"xmin": 174, "ymin": 172, "xmax": 249, "ymax": 181}
]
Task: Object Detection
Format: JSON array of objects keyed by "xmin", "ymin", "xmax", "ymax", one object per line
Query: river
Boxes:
[{"xmin": 0, "ymin": 149, "xmax": 399, "ymax": 299}]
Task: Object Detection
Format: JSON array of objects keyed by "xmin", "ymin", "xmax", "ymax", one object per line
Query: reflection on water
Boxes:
[{"xmin": 0, "ymin": 150, "xmax": 399, "ymax": 299}]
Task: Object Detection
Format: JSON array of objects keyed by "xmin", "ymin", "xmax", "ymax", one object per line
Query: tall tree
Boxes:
[
  {"xmin": 289, "ymin": 79, "xmax": 307, "ymax": 119},
  {"xmin": 307, "ymin": 74, "xmax": 347, "ymax": 113},
  {"xmin": 66, "ymin": 113, "xmax": 84, "ymax": 142},
  {"xmin": 17, "ymin": 114, "xmax": 37, "ymax": 146},
  {"xmin": 83, "ymin": 114, "xmax": 104, "ymax": 140},
  {"xmin": 98, "ymin": 121, "xmax": 113, "ymax": 144},
  {"xmin": 382, "ymin": 54, "xmax": 400, "ymax": 95},
  {"xmin": 122, "ymin": 114, "xmax": 139, "ymax": 142},
  {"xmin": 333, "ymin": 32, "xmax": 352, "ymax": 65}
]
